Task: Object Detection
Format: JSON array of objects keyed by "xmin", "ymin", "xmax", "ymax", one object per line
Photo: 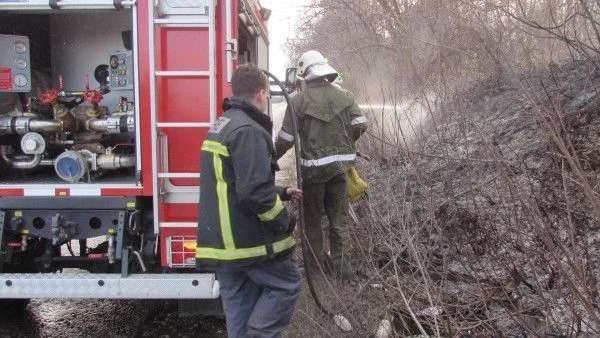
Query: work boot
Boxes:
[
  {"xmin": 304, "ymin": 251, "xmax": 329, "ymax": 281},
  {"xmin": 326, "ymin": 251, "xmax": 353, "ymax": 282}
]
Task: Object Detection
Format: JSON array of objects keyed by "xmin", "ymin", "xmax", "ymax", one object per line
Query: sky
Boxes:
[{"xmin": 259, "ymin": 0, "xmax": 311, "ymax": 80}]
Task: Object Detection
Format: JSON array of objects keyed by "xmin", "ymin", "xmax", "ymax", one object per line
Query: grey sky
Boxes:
[{"xmin": 260, "ymin": 0, "xmax": 311, "ymax": 80}]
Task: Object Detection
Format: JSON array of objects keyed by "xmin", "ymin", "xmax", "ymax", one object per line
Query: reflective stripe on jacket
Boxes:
[
  {"xmin": 275, "ymin": 80, "xmax": 368, "ymax": 183},
  {"xmin": 197, "ymin": 99, "xmax": 295, "ymax": 271}
]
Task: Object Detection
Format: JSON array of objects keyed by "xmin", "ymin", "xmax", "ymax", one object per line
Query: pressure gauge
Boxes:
[
  {"xmin": 13, "ymin": 74, "xmax": 28, "ymax": 87},
  {"xmin": 110, "ymin": 55, "xmax": 119, "ymax": 69},
  {"xmin": 14, "ymin": 59, "xmax": 27, "ymax": 70},
  {"xmin": 14, "ymin": 41, "xmax": 27, "ymax": 54},
  {"xmin": 21, "ymin": 132, "xmax": 46, "ymax": 155}
]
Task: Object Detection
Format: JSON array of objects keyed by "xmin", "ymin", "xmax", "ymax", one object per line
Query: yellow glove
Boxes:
[{"xmin": 347, "ymin": 167, "xmax": 368, "ymax": 201}]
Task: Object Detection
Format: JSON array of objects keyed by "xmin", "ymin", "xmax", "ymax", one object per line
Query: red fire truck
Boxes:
[{"xmin": 0, "ymin": 0, "xmax": 272, "ymax": 305}]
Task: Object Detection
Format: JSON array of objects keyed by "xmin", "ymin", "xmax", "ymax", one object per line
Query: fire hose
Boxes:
[{"xmin": 263, "ymin": 70, "xmax": 352, "ymax": 331}]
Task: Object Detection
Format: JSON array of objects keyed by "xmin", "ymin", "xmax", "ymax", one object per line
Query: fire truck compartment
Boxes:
[{"xmin": 0, "ymin": 9, "xmax": 140, "ymax": 186}]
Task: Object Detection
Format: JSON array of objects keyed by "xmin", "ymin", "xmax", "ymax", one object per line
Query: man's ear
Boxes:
[
  {"xmin": 250, "ymin": 89, "xmax": 267, "ymax": 109},
  {"xmin": 259, "ymin": 89, "xmax": 268, "ymax": 103}
]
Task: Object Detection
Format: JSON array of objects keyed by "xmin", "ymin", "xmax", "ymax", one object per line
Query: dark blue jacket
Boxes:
[{"xmin": 196, "ymin": 98, "xmax": 295, "ymax": 271}]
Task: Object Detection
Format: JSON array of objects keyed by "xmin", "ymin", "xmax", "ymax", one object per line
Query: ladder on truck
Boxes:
[{"xmin": 148, "ymin": 0, "xmax": 217, "ymax": 251}]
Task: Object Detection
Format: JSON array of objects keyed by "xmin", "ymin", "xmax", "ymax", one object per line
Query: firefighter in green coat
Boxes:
[{"xmin": 275, "ymin": 50, "xmax": 368, "ymax": 280}]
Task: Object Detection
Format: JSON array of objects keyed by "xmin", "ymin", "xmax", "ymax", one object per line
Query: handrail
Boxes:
[{"xmin": 0, "ymin": 0, "xmax": 136, "ymax": 10}]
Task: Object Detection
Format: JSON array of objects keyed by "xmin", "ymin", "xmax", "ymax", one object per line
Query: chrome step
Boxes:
[{"xmin": 0, "ymin": 273, "xmax": 219, "ymax": 299}]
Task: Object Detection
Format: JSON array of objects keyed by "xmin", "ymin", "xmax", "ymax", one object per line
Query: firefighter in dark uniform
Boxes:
[
  {"xmin": 275, "ymin": 50, "xmax": 368, "ymax": 280},
  {"xmin": 196, "ymin": 64, "xmax": 302, "ymax": 338}
]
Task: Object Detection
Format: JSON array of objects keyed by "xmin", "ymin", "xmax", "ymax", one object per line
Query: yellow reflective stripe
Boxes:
[
  {"xmin": 214, "ymin": 153, "xmax": 235, "ymax": 250},
  {"xmin": 202, "ymin": 140, "xmax": 229, "ymax": 157},
  {"xmin": 258, "ymin": 195, "xmax": 284, "ymax": 221},
  {"xmin": 196, "ymin": 236, "xmax": 296, "ymax": 260},
  {"xmin": 272, "ymin": 236, "xmax": 296, "ymax": 252}
]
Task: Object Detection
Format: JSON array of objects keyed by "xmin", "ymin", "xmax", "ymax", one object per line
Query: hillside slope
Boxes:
[{"xmin": 354, "ymin": 60, "xmax": 600, "ymax": 336}]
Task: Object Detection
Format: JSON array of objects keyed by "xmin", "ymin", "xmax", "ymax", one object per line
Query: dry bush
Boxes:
[
  {"xmin": 334, "ymin": 60, "xmax": 600, "ymax": 337},
  {"xmin": 285, "ymin": 1, "xmax": 600, "ymax": 336}
]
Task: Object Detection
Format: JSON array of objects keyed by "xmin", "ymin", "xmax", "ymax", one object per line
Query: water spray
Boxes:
[{"xmin": 263, "ymin": 70, "xmax": 352, "ymax": 332}]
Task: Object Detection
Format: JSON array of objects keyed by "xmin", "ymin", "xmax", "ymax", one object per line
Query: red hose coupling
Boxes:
[
  {"xmin": 40, "ymin": 89, "xmax": 60, "ymax": 104},
  {"xmin": 83, "ymin": 89, "xmax": 104, "ymax": 104}
]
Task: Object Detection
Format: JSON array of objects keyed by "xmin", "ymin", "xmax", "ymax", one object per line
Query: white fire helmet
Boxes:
[{"xmin": 297, "ymin": 50, "xmax": 338, "ymax": 82}]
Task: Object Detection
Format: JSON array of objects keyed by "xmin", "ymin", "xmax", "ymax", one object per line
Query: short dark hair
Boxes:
[{"xmin": 231, "ymin": 63, "xmax": 268, "ymax": 99}]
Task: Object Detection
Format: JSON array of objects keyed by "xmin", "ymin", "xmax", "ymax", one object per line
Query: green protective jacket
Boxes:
[
  {"xmin": 275, "ymin": 80, "xmax": 368, "ymax": 183},
  {"xmin": 196, "ymin": 98, "xmax": 295, "ymax": 272}
]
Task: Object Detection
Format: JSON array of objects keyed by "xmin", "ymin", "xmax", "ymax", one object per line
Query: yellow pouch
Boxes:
[{"xmin": 347, "ymin": 167, "xmax": 368, "ymax": 201}]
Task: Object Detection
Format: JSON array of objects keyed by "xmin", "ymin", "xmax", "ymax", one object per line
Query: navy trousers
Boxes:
[{"xmin": 216, "ymin": 256, "xmax": 302, "ymax": 338}]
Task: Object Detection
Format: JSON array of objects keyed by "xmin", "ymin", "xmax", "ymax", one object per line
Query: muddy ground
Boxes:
[{"xmin": 0, "ymin": 299, "xmax": 226, "ymax": 337}]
